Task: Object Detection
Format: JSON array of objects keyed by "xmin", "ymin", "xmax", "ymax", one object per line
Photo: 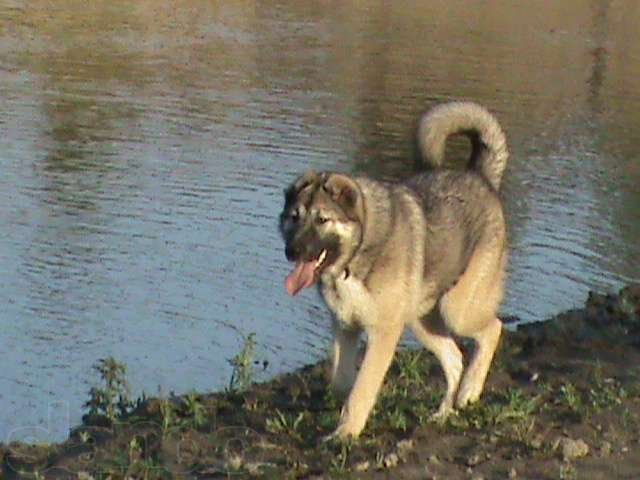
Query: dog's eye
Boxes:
[{"xmin": 289, "ymin": 211, "xmax": 300, "ymax": 223}]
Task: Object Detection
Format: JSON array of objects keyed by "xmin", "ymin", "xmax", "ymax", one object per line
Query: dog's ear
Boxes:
[
  {"xmin": 323, "ymin": 174, "xmax": 361, "ymax": 220},
  {"xmin": 293, "ymin": 170, "xmax": 321, "ymax": 192},
  {"xmin": 284, "ymin": 170, "xmax": 320, "ymax": 206}
]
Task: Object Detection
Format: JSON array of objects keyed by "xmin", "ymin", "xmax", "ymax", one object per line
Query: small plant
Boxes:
[
  {"xmin": 589, "ymin": 364, "xmax": 626, "ymax": 410},
  {"xmin": 589, "ymin": 381, "xmax": 626, "ymax": 410},
  {"xmin": 328, "ymin": 440, "xmax": 353, "ymax": 473},
  {"xmin": 559, "ymin": 382, "xmax": 583, "ymax": 414},
  {"xmin": 447, "ymin": 388, "xmax": 539, "ymax": 443},
  {"xmin": 495, "ymin": 388, "xmax": 539, "ymax": 424},
  {"xmin": 84, "ymin": 357, "xmax": 132, "ymax": 421},
  {"xmin": 78, "ymin": 431, "xmax": 92, "ymax": 444},
  {"xmin": 414, "ymin": 401, "xmax": 433, "ymax": 426},
  {"xmin": 180, "ymin": 392, "xmax": 208, "ymax": 429},
  {"xmin": 395, "ymin": 349, "xmax": 426, "ymax": 387},
  {"xmin": 129, "ymin": 436, "xmax": 143, "ymax": 463},
  {"xmin": 266, "ymin": 409, "xmax": 306, "ymax": 439},
  {"xmin": 228, "ymin": 332, "xmax": 257, "ymax": 392},
  {"xmin": 159, "ymin": 398, "xmax": 176, "ymax": 435},
  {"xmin": 388, "ymin": 407, "xmax": 408, "ymax": 432}
]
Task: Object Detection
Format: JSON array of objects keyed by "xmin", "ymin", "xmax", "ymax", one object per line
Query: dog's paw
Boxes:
[
  {"xmin": 321, "ymin": 430, "xmax": 343, "ymax": 444},
  {"xmin": 455, "ymin": 382, "xmax": 482, "ymax": 409},
  {"xmin": 430, "ymin": 403, "xmax": 456, "ymax": 424}
]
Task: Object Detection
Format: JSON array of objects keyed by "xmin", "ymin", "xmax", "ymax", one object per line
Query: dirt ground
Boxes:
[{"xmin": 2, "ymin": 284, "xmax": 640, "ymax": 479}]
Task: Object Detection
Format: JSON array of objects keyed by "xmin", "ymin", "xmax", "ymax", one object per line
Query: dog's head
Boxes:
[{"xmin": 280, "ymin": 171, "xmax": 363, "ymax": 296}]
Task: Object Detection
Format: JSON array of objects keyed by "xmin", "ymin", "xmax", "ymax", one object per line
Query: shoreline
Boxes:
[{"xmin": 2, "ymin": 284, "xmax": 639, "ymax": 479}]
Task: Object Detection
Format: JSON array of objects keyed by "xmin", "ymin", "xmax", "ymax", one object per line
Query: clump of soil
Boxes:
[{"xmin": 2, "ymin": 285, "xmax": 639, "ymax": 479}]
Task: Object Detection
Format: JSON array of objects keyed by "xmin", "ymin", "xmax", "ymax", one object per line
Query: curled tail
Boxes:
[{"xmin": 417, "ymin": 101, "xmax": 509, "ymax": 191}]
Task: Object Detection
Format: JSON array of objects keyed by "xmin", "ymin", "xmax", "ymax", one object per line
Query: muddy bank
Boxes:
[{"xmin": 2, "ymin": 285, "xmax": 640, "ymax": 479}]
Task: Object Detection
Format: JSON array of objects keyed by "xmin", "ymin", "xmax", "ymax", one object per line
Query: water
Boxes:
[{"xmin": 1, "ymin": 1, "xmax": 638, "ymax": 441}]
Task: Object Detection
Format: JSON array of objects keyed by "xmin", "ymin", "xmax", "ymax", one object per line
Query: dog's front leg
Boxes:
[
  {"xmin": 330, "ymin": 322, "xmax": 361, "ymax": 397},
  {"xmin": 326, "ymin": 322, "xmax": 404, "ymax": 441}
]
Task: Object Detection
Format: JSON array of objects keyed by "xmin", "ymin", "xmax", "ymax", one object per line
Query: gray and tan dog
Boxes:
[{"xmin": 280, "ymin": 101, "xmax": 509, "ymax": 440}]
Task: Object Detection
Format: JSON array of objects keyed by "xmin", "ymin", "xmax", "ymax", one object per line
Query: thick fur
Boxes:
[{"xmin": 280, "ymin": 101, "xmax": 509, "ymax": 440}]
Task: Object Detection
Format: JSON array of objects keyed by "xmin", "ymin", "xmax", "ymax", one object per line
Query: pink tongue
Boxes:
[{"xmin": 285, "ymin": 261, "xmax": 317, "ymax": 296}]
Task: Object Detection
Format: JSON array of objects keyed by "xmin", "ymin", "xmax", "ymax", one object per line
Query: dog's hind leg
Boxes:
[
  {"xmin": 410, "ymin": 318, "xmax": 463, "ymax": 419},
  {"xmin": 456, "ymin": 316, "xmax": 502, "ymax": 408},
  {"xmin": 439, "ymin": 237, "xmax": 506, "ymax": 409}
]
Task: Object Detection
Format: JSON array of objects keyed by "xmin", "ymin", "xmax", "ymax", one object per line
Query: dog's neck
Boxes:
[{"xmin": 354, "ymin": 177, "xmax": 394, "ymax": 253}]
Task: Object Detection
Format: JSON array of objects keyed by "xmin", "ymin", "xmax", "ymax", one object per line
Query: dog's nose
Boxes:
[{"xmin": 285, "ymin": 244, "xmax": 299, "ymax": 261}]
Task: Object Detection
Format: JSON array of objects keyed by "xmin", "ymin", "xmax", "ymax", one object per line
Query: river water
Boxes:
[{"xmin": 1, "ymin": 1, "xmax": 638, "ymax": 441}]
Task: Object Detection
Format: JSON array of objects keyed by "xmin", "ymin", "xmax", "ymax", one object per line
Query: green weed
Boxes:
[
  {"xmin": 228, "ymin": 332, "xmax": 257, "ymax": 392},
  {"xmin": 559, "ymin": 382, "xmax": 583, "ymax": 414},
  {"xmin": 84, "ymin": 357, "xmax": 133, "ymax": 422},
  {"xmin": 328, "ymin": 441, "xmax": 353, "ymax": 474},
  {"xmin": 589, "ymin": 364, "xmax": 626, "ymax": 410},
  {"xmin": 266, "ymin": 409, "xmax": 307, "ymax": 440},
  {"xmin": 395, "ymin": 349, "xmax": 427, "ymax": 387},
  {"xmin": 159, "ymin": 397, "xmax": 176, "ymax": 435},
  {"xmin": 388, "ymin": 406, "xmax": 409, "ymax": 432},
  {"xmin": 180, "ymin": 392, "xmax": 208, "ymax": 429},
  {"xmin": 448, "ymin": 388, "xmax": 539, "ymax": 445}
]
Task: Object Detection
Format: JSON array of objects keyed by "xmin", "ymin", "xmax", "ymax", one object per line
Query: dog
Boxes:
[{"xmin": 280, "ymin": 101, "xmax": 509, "ymax": 440}]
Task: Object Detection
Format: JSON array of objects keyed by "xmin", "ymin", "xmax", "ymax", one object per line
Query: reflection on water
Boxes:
[{"xmin": 0, "ymin": 1, "xmax": 638, "ymax": 441}]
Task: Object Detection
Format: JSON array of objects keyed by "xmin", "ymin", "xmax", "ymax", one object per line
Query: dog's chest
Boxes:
[{"xmin": 321, "ymin": 275, "xmax": 378, "ymax": 328}]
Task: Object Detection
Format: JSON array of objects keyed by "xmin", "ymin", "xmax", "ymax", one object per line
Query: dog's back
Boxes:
[{"xmin": 404, "ymin": 169, "xmax": 505, "ymax": 297}]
